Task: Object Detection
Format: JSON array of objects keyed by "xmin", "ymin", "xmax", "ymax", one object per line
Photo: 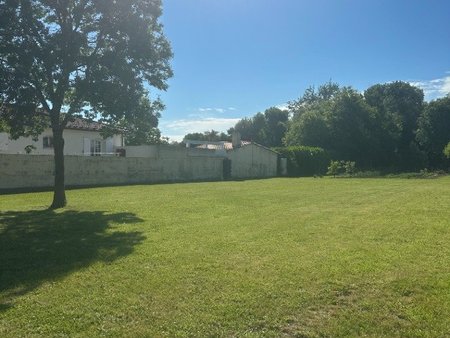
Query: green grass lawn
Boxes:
[{"xmin": 1, "ymin": 177, "xmax": 450, "ymax": 337}]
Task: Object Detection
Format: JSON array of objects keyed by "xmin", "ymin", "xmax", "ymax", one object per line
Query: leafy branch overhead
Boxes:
[
  {"xmin": 0, "ymin": 0, "xmax": 172, "ymax": 129},
  {"xmin": 0, "ymin": 0, "xmax": 173, "ymax": 208}
]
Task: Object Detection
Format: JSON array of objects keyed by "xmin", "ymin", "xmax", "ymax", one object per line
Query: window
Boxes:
[
  {"xmin": 43, "ymin": 136, "xmax": 53, "ymax": 148},
  {"xmin": 90, "ymin": 139, "xmax": 102, "ymax": 156}
]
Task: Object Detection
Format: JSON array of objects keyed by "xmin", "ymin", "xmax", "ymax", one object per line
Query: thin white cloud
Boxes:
[
  {"xmin": 198, "ymin": 108, "xmax": 214, "ymax": 112},
  {"xmin": 275, "ymin": 103, "xmax": 289, "ymax": 111},
  {"xmin": 161, "ymin": 117, "xmax": 241, "ymax": 142},
  {"xmin": 196, "ymin": 107, "xmax": 235, "ymax": 114},
  {"xmin": 410, "ymin": 74, "xmax": 450, "ymax": 101}
]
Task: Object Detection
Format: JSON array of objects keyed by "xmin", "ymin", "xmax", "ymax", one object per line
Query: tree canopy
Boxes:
[
  {"xmin": 0, "ymin": 0, "xmax": 172, "ymax": 208},
  {"xmin": 284, "ymin": 81, "xmax": 432, "ymax": 171},
  {"xmin": 416, "ymin": 96, "xmax": 450, "ymax": 168},
  {"xmin": 228, "ymin": 107, "xmax": 288, "ymax": 147},
  {"xmin": 183, "ymin": 130, "xmax": 230, "ymax": 143}
]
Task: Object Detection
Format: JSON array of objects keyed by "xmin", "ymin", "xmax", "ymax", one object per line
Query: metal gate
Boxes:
[{"xmin": 223, "ymin": 158, "xmax": 232, "ymax": 180}]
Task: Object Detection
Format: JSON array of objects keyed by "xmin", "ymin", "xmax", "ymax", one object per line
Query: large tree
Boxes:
[
  {"xmin": 285, "ymin": 81, "xmax": 427, "ymax": 170},
  {"xmin": 364, "ymin": 81, "xmax": 425, "ymax": 168},
  {"xmin": 285, "ymin": 81, "xmax": 339, "ymax": 148},
  {"xmin": 286, "ymin": 85, "xmax": 378, "ymax": 167},
  {"xmin": 0, "ymin": 0, "xmax": 172, "ymax": 208},
  {"xmin": 229, "ymin": 107, "xmax": 288, "ymax": 147},
  {"xmin": 416, "ymin": 96, "xmax": 450, "ymax": 168},
  {"xmin": 262, "ymin": 107, "xmax": 289, "ymax": 147},
  {"xmin": 183, "ymin": 129, "xmax": 230, "ymax": 142},
  {"xmin": 107, "ymin": 96, "xmax": 168, "ymax": 146}
]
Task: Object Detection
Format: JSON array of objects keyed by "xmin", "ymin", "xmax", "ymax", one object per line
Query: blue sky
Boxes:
[{"xmin": 156, "ymin": 0, "xmax": 450, "ymax": 141}]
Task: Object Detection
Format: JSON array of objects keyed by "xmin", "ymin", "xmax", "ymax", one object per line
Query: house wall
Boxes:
[
  {"xmin": 0, "ymin": 153, "xmax": 224, "ymax": 190},
  {"xmin": 0, "ymin": 129, "xmax": 122, "ymax": 155},
  {"xmin": 227, "ymin": 144, "xmax": 278, "ymax": 178}
]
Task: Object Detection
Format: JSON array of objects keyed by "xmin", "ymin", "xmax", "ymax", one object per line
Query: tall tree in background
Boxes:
[
  {"xmin": 229, "ymin": 114, "xmax": 264, "ymax": 144},
  {"xmin": 0, "ymin": 0, "xmax": 172, "ymax": 208},
  {"xmin": 286, "ymin": 81, "xmax": 427, "ymax": 170},
  {"xmin": 263, "ymin": 107, "xmax": 289, "ymax": 147},
  {"xmin": 288, "ymin": 81, "xmax": 340, "ymax": 114},
  {"xmin": 364, "ymin": 81, "xmax": 425, "ymax": 168},
  {"xmin": 416, "ymin": 96, "xmax": 450, "ymax": 168},
  {"xmin": 285, "ymin": 82, "xmax": 339, "ymax": 147},
  {"xmin": 229, "ymin": 107, "xmax": 288, "ymax": 147},
  {"xmin": 326, "ymin": 88, "xmax": 378, "ymax": 167},
  {"xmin": 183, "ymin": 130, "xmax": 230, "ymax": 142},
  {"xmin": 286, "ymin": 85, "xmax": 379, "ymax": 167}
]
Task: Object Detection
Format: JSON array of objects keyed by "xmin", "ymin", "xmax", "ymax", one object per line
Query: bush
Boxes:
[
  {"xmin": 343, "ymin": 161, "xmax": 356, "ymax": 175},
  {"xmin": 353, "ymin": 170, "xmax": 382, "ymax": 178},
  {"xmin": 444, "ymin": 142, "xmax": 450, "ymax": 159},
  {"xmin": 273, "ymin": 146, "xmax": 330, "ymax": 176},
  {"xmin": 326, "ymin": 160, "xmax": 356, "ymax": 177},
  {"xmin": 327, "ymin": 160, "xmax": 341, "ymax": 177}
]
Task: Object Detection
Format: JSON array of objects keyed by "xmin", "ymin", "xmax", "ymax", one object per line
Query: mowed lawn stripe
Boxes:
[{"xmin": 1, "ymin": 177, "xmax": 449, "ymax": 337}]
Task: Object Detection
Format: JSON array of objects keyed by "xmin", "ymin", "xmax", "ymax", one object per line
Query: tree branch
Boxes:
[{"xmin": 29, "ymin": 77, "xmax": 51, "ymax": 113}]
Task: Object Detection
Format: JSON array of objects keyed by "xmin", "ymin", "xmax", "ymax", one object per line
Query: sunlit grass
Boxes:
[{"xmin": 1, "ymin": 177, "xmax": 449, "ymax": 337}]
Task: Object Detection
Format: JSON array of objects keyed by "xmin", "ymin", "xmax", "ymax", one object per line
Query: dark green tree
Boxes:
[
  {"xmin": 326, "ymin": 88, "xmax": 378, "ymax": 167},
  {"xmin": 284, "ymin": 107, "xmax": 329, "ymax": 148},
  {"xmin": 263, "ymin": 107, "xmax": 289, "ymax": 147},
  {"xmin": 229, "ymin": 107, "xmax": 288, "ymax": 147},
  {"xmin": 183, "ymin": 130, "xmax": 230, "ymax": 142},
  {"xmin": 229, "ymin": 114, "xmax": 265, "ymax": 144},
  {"xmin": 288, "ymin": 81, "xmax": 340, "ymax": 116},
  {"xmin": 106, "ymin": 97, "xmax": 166, "ymax": 146},
  {"xmin": 364, "ymin": 81, "xmax": 425, "ymax": 169},
  {"xmin": 286, "ymin": 85, "xmax": 380, "ymax": 168},
  {"xmin": 0, "ymin": 0, "xmax": 172, "ymax": 208},
  {"xmin": 416, "ymin": 96, "xmax": 450, "ymax": 168}
]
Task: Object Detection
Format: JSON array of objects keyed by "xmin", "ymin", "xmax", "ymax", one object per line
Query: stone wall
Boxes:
[
  {"xmin": 0, "ymin": 143, "xmax": 281, "ymax": 191},
  {"xmin": 0, "ymin": 153, "xmax": 224, "ymax": 190}
]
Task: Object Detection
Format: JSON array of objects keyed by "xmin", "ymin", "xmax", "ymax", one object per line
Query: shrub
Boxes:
[
  {"xmin": 444, "ymin": 142, "xmax": 450, "ymax": 159},
  {"xmin": 343, "ymin": 161, "xmax": 356, "ymax": 175},
  {"xmin": 353, "ymin": 170, "xmax": 382, "ymax": 178},
  {"xmin": 327, "ymin": 160, "xmax": 357, "ymax": 177},
  {"xmin": 327, "ymin": 160, "xmax": 341, "ymax": 177},
  {"xmin": 273, "ymin": 146, "xmax": 330, "ymax": 176}
]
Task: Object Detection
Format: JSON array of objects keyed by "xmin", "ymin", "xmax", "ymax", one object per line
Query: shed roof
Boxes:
[{"xmin": 185, "ymin": 140, "xmax": 279, "ymax": 154}]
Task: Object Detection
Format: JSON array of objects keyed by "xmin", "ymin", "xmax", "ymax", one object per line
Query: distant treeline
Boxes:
[{"xmin": 185, "ymin": 81, "xmax": 450, "ymax": 172}]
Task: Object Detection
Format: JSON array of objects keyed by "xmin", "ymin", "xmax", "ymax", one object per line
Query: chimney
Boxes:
[{"xmin": 232, "ymin": 131, "xmax": 241, "ymax": 149}]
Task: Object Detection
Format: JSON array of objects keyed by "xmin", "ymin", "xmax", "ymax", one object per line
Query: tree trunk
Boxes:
[{"xmin": 50, "ymin": 128, "xmax": 67, "ymax": 209}]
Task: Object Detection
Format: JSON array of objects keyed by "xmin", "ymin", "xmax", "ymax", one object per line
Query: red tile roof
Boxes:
[{"xmin": 66, "ymin": 118, "xmax": 104, "ymax": 131}]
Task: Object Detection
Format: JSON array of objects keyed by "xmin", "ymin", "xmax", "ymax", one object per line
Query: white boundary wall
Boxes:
[
  {"xmin": 0, "ymin": 153, "xmax": 223, "ymax": 190},
  {"xmin": 0, "ymin": 144, "xmax": 280, "ymax": 190}
]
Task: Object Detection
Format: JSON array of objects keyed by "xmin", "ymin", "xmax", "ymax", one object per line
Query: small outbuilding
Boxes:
[{"xmin": 185, "ymin": 133, "xmax": 279, "ymax": 179}]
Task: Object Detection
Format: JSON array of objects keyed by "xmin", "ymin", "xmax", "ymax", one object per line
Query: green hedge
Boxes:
[{"xmin": 273, "ymin": 146, "xmax": 330, "ymax": 176}]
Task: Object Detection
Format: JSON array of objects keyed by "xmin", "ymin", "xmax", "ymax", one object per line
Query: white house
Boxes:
[{"xmin": 0, "ymin": 118, "xmax": 124, "ymax": 156}]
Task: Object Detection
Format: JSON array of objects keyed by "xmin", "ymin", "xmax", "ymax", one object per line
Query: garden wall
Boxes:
[{"xmin": 0, "ymin": 153, "xmax": 224, "ymax": 190}]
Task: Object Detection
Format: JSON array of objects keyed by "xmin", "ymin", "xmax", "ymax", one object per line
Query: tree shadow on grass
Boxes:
[{"xmin": 0, "ymin": 209, "xmax": 145, "ymax": 311}]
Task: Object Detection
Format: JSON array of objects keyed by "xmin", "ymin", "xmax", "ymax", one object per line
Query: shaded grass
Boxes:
[{"xmin": 1, "ymin": 177, "xmax": 449, "ymax": 337}]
